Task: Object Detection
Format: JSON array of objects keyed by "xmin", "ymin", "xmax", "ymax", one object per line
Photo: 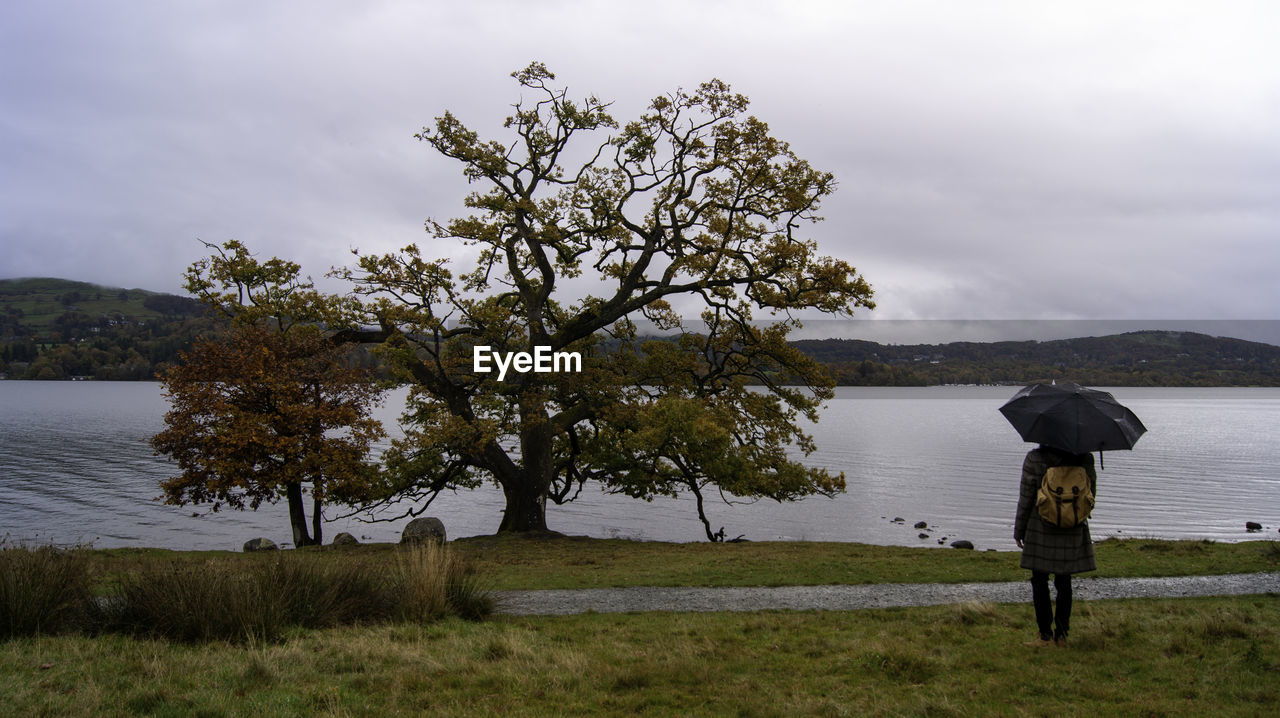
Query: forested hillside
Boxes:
[
  {"xmin": 0, "ymin": 278, "xmax": 221, "ymax": 380},
  {"xmin": 794, "ymin": 332, "xmax": 1280, "ymax": 386},
  {"xmin": 5, "ymin": 278, "xmax": 1278, "ymax": 385}
]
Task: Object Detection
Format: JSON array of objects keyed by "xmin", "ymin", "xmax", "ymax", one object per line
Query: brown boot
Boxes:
[{"xmin": 1022, "ymin": 636, "xmax": 1053, "ymax": 647}]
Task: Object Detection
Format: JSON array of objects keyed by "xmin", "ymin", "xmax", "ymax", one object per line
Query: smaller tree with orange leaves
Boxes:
[{"xmin": 152, "ymin": 242, "xmax": 385, "ymax": 547}]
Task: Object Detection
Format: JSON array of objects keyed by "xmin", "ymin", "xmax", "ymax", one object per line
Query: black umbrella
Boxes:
[{"xmin": 999, "ymin": 382, "xmax": 1146, "ymax": 466}]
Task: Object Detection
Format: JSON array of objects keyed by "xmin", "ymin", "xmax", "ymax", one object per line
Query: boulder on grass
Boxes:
[
  {"xmin": 332, "ymin": 532, "xmax": 360, "ymax": 547},
  {"xmin": 950, "ymin": 540, "xmax": 975, "ymax": 550},
  {"xmin": 401, "ymin": 517, "xmax": 447, "ymax": 545},
  {"xmin": 243, "ymin": 537, "xmax": 278, "ymax": 552}
]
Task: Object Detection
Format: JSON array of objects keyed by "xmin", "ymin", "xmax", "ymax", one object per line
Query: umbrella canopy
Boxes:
[{"xmin": 999, "ymin": 382, "xmax": 1147, "ymax": 455}]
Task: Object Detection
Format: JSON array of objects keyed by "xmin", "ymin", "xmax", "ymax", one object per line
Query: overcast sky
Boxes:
[{"xmin": 2, "ymin": 1, "xmax": 1277, "ymax": 328}]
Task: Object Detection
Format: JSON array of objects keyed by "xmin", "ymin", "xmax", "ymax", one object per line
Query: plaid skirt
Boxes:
[{"xmin": 1019, "ymin": 514, "xmax": 1096, "ymax": 574}]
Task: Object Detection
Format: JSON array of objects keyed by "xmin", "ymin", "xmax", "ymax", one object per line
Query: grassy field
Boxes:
[
  {"xmin": 4, "ymin": 538, "xmax": 1278, "ymax": 716},
  {"xmin": 2, "ymin": 595, "xmax": 1276, "ymax": 716}
]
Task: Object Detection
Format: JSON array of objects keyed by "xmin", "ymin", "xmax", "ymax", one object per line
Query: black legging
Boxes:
[{"xmin": 1030, "ymin": 571, "xmax": 1073, "ymax": 639}]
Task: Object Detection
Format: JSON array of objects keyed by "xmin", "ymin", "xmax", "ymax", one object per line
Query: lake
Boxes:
[{"xmin": 1, "ymin": 382, "xmax": 1277, "ymax": 551}]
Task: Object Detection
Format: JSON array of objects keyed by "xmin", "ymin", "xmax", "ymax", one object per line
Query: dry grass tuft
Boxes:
[
  {"xmin": 0, "ymin": 542, "xmax": 94, "ymax": 637},
  {"xmin": 951, "ymin": 600, "xmax": 1001, "ymax": 626},
  {"xmin": 2, "ymin": 542, "xmax": 490, "ymax": 644}
]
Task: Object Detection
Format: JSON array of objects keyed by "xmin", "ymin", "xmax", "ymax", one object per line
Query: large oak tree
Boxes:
[{"xmin": 340, "ymin": 64, "xmax": 874, "ymax": 539}]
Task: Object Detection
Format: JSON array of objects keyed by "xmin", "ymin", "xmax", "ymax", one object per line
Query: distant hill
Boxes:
[
  {"xmin": 0, "ymin": 277, "xmax": 205, "ymax": 334},
  {"xmin": 1, "ymin": 277, "xmax": 218, "ymax": 380},
  {"xmin": 4, "ymin": 278, "xmax": 1279, "ymax": 385},
  {"xmin": 793, "ymin": 331, "xmax": 1280, "ymax": 386}
]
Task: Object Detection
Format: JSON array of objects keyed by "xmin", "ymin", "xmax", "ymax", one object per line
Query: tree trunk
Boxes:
[
  {"xmin": 311, "ymin": 494, "xmax": 323, "ymax": 546},
  {"xmin": 690, "ymin": 481, "xmax": 722, "ymax": 542},
  {"xmin": 497, "ymin": 478, "xmax": 548, "ymax": 533},
  {"xmin": 286, "ymin": 482, "xmax": 316, "ymax": 546},
  {"xmin": 495, "ymin": 400, "xmax": 553, "ymax": 533}
]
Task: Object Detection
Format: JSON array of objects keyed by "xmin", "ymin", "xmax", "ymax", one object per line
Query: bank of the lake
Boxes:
[{"xmin": 83, "ymin": 537, "xmax": 1280, "ymax": 591}]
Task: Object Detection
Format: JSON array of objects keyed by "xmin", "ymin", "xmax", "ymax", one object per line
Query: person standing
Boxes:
[{"xmin": 1014, "ymin": 444, "xmax": 1097, "ymax": 647}]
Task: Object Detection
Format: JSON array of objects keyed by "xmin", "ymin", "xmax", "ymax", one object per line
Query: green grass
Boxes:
[
  {"xmin": 81, "ymin": 537, "xmax": 1280, "ymax": 591},
  {"xmin": 452, "ymin": 534, "xmax": 1280, "ymax": 589},
  {"xmin": 2, "ymin": 595, "xmax": 1276, "ymax": 716}
]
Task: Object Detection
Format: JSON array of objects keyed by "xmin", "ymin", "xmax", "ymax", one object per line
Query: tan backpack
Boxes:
[{"xmin": 1036, "ymin": 465, "xmax": 1095, "ymax": 528}]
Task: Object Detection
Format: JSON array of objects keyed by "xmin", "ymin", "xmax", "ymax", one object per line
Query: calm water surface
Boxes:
[{"xmin": 1, "ymin": 382, "xmax": 1276, "ymax": 550}]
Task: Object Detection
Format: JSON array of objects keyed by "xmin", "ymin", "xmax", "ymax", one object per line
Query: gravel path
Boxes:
[{"xmin": 492, "ymin": 572, "xmax": 1280, "ymax": 615}]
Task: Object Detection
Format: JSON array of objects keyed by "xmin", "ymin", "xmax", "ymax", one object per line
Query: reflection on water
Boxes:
[{"xmin": 1, "ymin": 382, "xmax": 1277, "ymax": 551}]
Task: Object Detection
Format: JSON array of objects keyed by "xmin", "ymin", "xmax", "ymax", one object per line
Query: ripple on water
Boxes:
[{"xmin": 2, "ymin": 383, "xmax": 1277, "ymax": 549}]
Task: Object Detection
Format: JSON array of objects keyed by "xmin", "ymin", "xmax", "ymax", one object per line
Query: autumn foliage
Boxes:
[{"xmin": 151, "ymin": 324, "xmax": 384, "ymax": 546}]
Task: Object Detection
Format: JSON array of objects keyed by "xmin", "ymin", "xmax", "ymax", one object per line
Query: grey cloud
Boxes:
[{"xmin": 1, "ymin": 1, "xmax": 1277, "ymax": 321}]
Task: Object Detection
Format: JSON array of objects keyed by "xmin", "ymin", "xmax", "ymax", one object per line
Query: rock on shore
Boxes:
[
  {"xmin": 243, "ymin": 537, "xmax": 278, "ymax": 552},
  {"xmin": 401, "ymin": 517, "xmax": 447, "ymax": 545}
]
